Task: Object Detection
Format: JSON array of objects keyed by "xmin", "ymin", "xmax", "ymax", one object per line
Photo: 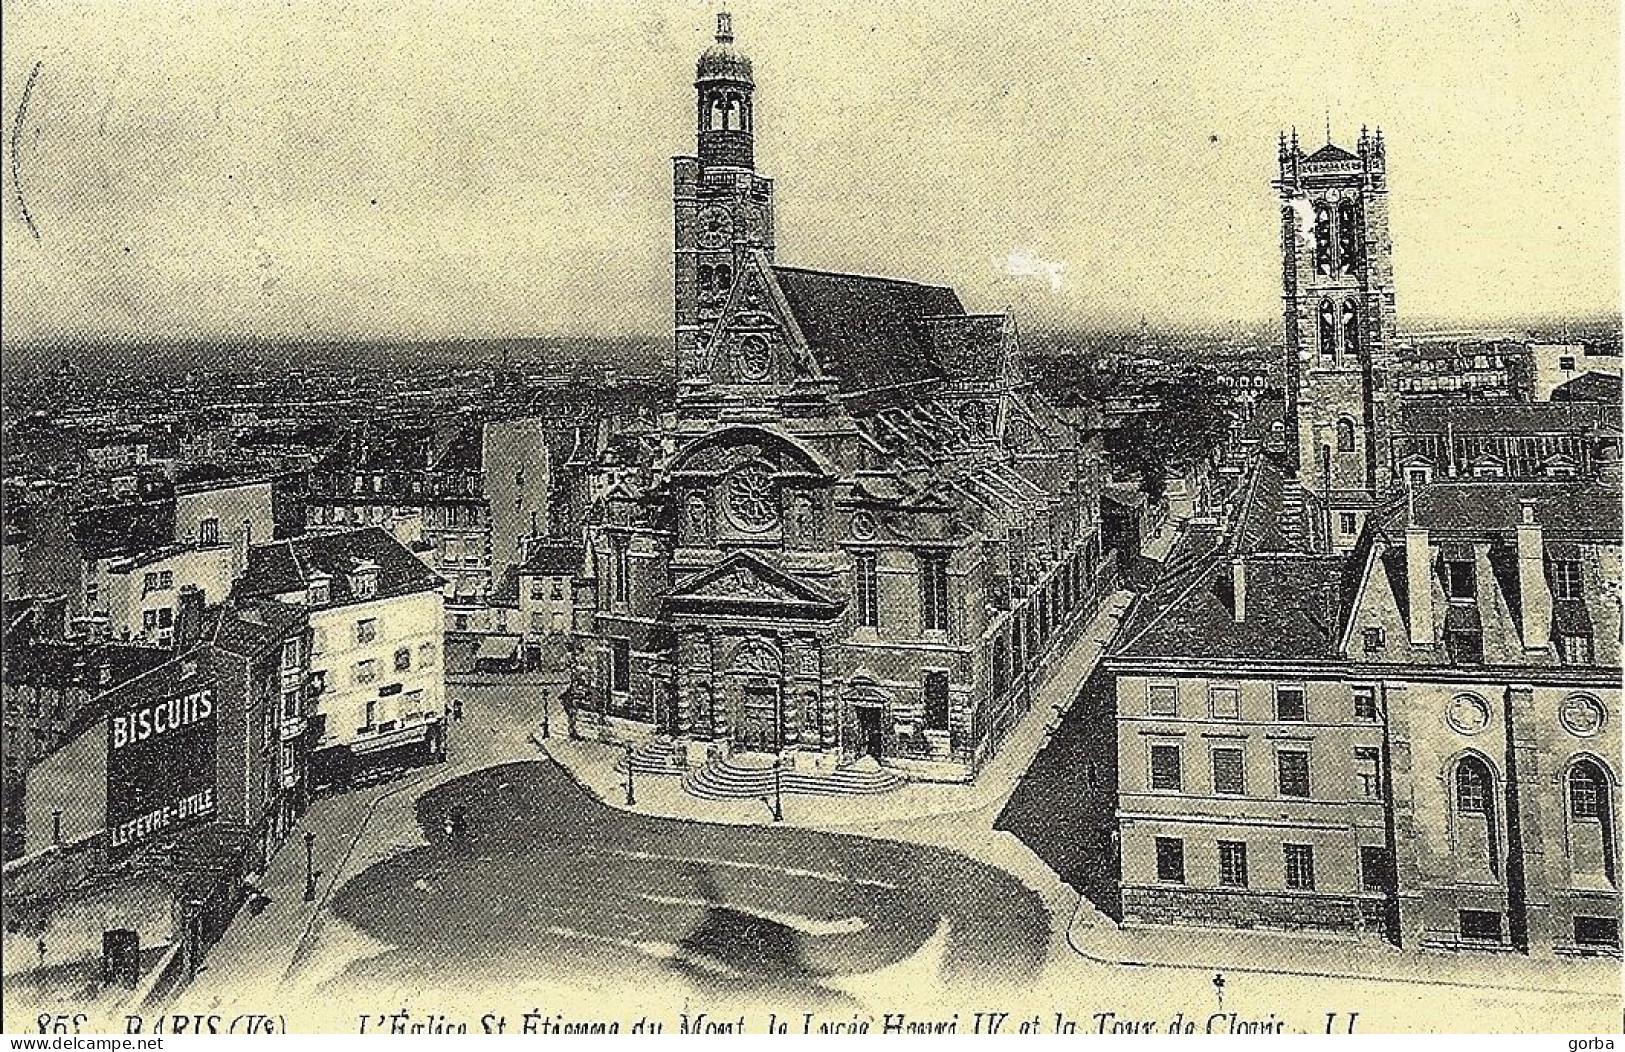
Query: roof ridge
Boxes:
[
  {"xmin": 770, "ymin": 263, "xmax": 950, "ymax": 291},
  {"xmin": 1114, "ymin": 549, "xmax": 1225, "ymax": 653}
]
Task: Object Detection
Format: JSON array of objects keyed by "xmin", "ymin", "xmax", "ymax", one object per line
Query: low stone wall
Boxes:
[{"xmin": 1122, "ymin": 884, "xmax": 1391, "ymax": 940}]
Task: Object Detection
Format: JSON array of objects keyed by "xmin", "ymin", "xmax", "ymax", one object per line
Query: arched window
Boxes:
[
  {"xmin": 1341, "ymin": 299, "xmax": 1361, "ymax": 360},
  {"xmin": 1456, "ymin": 760, "xmax": 1491, "ymax": 813},
  {"xmin": 1313, "ymin": 203, "xmax": 1335, "ymax": 276},
  {"xmin": 714, "ymin": 263, "xmax": 732, "ymax": 293},
  {"xmin": 697, "ymin": 263, "xmax": 713, "ymax": 293},
  {"xmin": 1318, "ymin": 299, "xmax": 1338, "ymax": 363},
  {"xmin": 1453, "ymin": 755, "xmax": 1499, "ymax": 880},
  {"xmin": 1569, "ymin": 759, "xmax": 1617, "ymax": 886},
  {"xmin": 1337, "ymin": 199, "xmax": 1360, "ymax": 275},
  {"xmin": 1336, "ymin": 417, "xmax": 1356, "ymax": 453}
]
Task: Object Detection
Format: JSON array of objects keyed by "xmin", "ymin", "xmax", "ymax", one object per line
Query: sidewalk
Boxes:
[
  {"xmin": 1066, "ymin": 899, "xmax": 1618, "ymax": 996},
  {"xmin": 176, "ymin": 678, "xmax": 556, "ymax": 1015},
  {"xmin": 539, "ymin": 590, "xmax": 1135, "ymax": 835}
]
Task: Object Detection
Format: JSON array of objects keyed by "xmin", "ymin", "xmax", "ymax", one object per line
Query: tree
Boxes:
[{"xmin": 1105, "ymin": 374, "xmax": 1233, "ymax": 499}]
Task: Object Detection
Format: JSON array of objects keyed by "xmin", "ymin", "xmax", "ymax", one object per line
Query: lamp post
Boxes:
[
  {"xmin": 771, "ymin": 754, "xmax": 783, "ymax": 823},
  {"xmin": 302, "ymin": 830, "xmax": 316, "ymax": 902},
  {"xmin": 540, "ymin": 687, "xmax": 551, "ymax": 740},
  {"xmin": 624, "ymin": 743, "xmax": 636, "ymax": 806}
]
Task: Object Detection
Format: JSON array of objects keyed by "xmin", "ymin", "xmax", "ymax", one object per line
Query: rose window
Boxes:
[{"xmin": 724, "ymin": 464, "xmax": 778, "ymax": 533}]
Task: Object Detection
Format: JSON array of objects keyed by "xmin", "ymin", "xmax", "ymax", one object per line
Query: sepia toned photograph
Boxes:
[{"xmin": 1, "ymin": 0, "xmax": 1619, "ymax": 1037}]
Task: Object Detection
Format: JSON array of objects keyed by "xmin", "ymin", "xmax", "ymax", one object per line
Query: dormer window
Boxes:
[
  {"xmin": 308, "ymin": 578, "xmax": 331, "ymax": 606},
  {"xmin": 353, "ymin": 569, "xmax": 378, "ymax": 600}
]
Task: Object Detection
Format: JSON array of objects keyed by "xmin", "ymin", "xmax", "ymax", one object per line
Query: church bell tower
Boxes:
[
  {"xmin": 1276, "ymin": 126, "xmax": 1400, "ymax": 552},
  {"xmin": 673, "ymin": 13, "xmax": 777, "ymax": 393}
]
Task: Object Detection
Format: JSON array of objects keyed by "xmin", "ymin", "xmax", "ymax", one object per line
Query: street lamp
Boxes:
[
  {"xmin": 771, "ymin": 754, "xmax": 783, "ymax": 823},
  {"xmin": 624, "ymin": 742, "xmax": 636, "ymax": 806},
  {"xmin": 540, "ymin": 687, "xmax": 551, "ymax": 740},
  {"xmin": 302, "ymin": 831, "xmax": 316, "ymax": 902}
]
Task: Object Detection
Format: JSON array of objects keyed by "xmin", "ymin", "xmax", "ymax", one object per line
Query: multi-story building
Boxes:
[
  {"xmin": 513, "ymin": 539, "xmax": 583, "ymax": 670},
  {"xmin": 303, "ymin": 417, "xmax": 550, "ymax": 634},
  {"xmin": 10, "ymin": 594, "xmax": 312, "ymax": 868},
  {"xmin": 1393, "ymin": 340, "xmax": 1531, "ymax": 401},
  {"xmin": 1389, "ymin": 401, "xmax": 1619, "ymax": 488},
  {"xmin": 1095, "ymin": 478, "xmax": 1620, "ymax": 957},
  {"xmin": 1, "ymin": 625, "xmax": 169, "ymax": 860},
  {"xmin": 232, "ymin": 527, "xmax": 446, "ymax": 789},
  {"xmin": 562, "ymin": 15, "xmax": 1113, "ymax": 783},
  {"xmin": 1076, "ymin": 128, "xmax": 1622, "ymax": 959}
]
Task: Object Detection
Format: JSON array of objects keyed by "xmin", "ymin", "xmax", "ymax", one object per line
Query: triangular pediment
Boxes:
[
  {"xmin": 699, "ymin": 252, "xmax": 821, "ymax": 386},
  {"xmin": 668, "ymin": 551, "xmax": 841, "ymax": 617}
]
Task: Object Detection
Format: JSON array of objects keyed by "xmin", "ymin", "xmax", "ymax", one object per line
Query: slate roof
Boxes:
[
  {"xmin": 211, "ymin": 599, "xmax": 307, "ymax": 657},
  {"xmin": 234, "ymin": 526, "xmax": 441, "ymax": 605},
  {"xmin": 1377, "ymin": 480, "xmax": 1622, "ymax": 541},
  {"xmin": 518, "ymin": 542, "xmax": 584, "ymax": 576},
  {"xmin": 1551, "ymin": 371, "xmax": 1622, "ymax": 403},
  {"xmin": 1, "ymin": 640, "xmax": 170, "ymax": 689},
  {"xmin": 770, "ymin": 265, "xmax": 957, "ymax": 394},
  {"xmin": 1112, "ymin": 552, "xmax": 1347, "ymax": 662},
  {"xmin": 1398, "ymin": 400, "xmax": 1619, "ymax": 435},
  {"xmin": 70, "ymin": 501, "xmax": 175, "ymax": 561}
]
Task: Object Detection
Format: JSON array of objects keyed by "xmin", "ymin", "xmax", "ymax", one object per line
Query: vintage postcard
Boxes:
[{"xmin": 2, "ymin": 0, "xmax": 1620, "ymax": 1038}]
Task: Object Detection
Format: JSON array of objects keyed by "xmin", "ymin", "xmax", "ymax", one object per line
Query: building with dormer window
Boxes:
[{"xmin": 232, "ymin": 527, "xmax": 446, "ymax": 788}]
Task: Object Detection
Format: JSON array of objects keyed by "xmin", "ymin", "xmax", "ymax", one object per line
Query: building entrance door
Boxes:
[
  {"xmin": 854, "ymin": 705, "xmax": 884, "ymax": 760},
  {"xmin": 739, "ymin": 683, "xmax": 780, "ymax": 753}
]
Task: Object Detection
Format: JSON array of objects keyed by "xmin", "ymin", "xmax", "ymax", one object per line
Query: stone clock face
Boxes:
[{"xmin": 697, "ymin": 206, "xmax": 733, "ymax": 250}]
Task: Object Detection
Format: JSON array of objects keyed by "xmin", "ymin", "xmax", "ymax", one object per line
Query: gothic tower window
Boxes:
[
  {"xmin": 1336, "ymin": 417, "xmax": 1356, "ymax": 453},
  {"xmin": 714, "ymin": 263, "xmax": 732, "ymax": 294},
  {"xmin": 1341, "ymin": 299, "xmax": 1361, "ymax": 360},
  {"xmin": 1313, "ymin": 202, "xmax": 1335, "ymax": 276},
  {"xmin": 1337, "ymin": 199, "xmax": 1360, "ymax": 276},
  {"xmin": 1318, "ymin": 298, "xmax": 1338, "ymax": 363}
]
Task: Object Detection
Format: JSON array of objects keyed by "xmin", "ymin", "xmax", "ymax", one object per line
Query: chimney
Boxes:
[
  {"xmin": 1516, "ymin": 499, "xmax": 1552, "ymax": 652},
  {"xmin": 1405, "ymin": 526, "xmax": 1435, "ymax": 645},
  {"xmin": 1230, "ymin": 556, "xmax": 1247, "ymax": 623},
  {"xmin": 175, "ymin": 585, "xmax": 206, "ymax": 649},
  {"xmin": 232, "ymin": 521, "xmax": 250, "ymax": 580}
]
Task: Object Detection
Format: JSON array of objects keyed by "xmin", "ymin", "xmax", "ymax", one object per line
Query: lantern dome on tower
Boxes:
[{"xmin": 697, "ymin": 12, "xmax": 753, "ymax": 84}]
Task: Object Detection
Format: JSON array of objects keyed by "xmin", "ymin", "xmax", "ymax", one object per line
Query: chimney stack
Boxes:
[
  {"xmin": 1405, "ymin": 525, "xmax": 1435, "ymax": 646},
  {"xmin": 1515, "ymin": 499, "xmax": 1552, "ymax": 652},
  {"xmin": 175, "ymin": 585, "xmax": 206, "ymax": 649},
  {"xmin": 1230, "ymin": 556, "xmax": 1247, "ymax": 623}
]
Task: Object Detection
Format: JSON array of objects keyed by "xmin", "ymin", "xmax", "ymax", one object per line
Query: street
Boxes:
[{"xmin": 158, "ymin": 660, "xmax": 1620, "ymax": 1034}]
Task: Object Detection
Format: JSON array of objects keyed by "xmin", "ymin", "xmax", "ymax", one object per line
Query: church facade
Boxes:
[{"xmin": 561, "ymin": 15, "xmax": 1114, "ymax": 782}]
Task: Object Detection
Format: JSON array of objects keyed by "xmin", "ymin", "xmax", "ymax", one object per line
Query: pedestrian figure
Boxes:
[{"xmin": 452, "ymin": 698, "xmax": 464, "ymax": 721}]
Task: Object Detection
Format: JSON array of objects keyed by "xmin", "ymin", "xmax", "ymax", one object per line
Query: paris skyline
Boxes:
[{"xmin": 2, "ymin": 0, "xmax": 1617, "ymax": 347}]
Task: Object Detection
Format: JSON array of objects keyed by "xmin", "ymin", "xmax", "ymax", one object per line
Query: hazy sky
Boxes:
[{"xmin": 2, "ymin": 0, "xmax": 1618, "ymax": 346}]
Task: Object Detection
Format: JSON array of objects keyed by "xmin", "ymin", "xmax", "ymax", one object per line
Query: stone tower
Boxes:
[
  {"xmin": 673, "ymin": 13, "xmax": 776, "ymax": 395},
  {"xmin": 1276, "ymin": 126, "xmax": 1400, "ymax": 552}
]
